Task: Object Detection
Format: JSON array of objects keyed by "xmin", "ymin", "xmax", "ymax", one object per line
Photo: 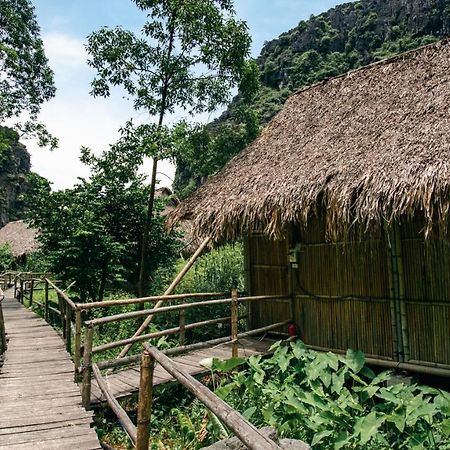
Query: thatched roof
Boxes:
[
  {"xmin": 0, "ymin": 221, "xmax": 39, "ymax": 257},
  {"xmin": 169, "ymin": 39, "xmax": 450, "ymax": 242}
]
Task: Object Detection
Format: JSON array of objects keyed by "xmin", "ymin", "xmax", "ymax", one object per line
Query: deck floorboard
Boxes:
[{"xmin": 0, "ymin": 290, "xmax": 101, "ymax": 450}]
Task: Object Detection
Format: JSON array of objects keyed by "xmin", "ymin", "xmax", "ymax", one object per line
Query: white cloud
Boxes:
[{"xmin": 43, "ymin": 32, "xmax": 87, "ymax": 69}]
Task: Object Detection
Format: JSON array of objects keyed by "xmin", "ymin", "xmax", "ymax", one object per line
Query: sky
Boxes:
[{"xmin": 27, "ymin": 0, "xmax": 350, "ymax": 191}]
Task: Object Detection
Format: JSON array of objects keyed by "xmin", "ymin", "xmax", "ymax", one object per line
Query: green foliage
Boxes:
[
  {"xmin": 0, "ymin": 126, "xmax": 47, "ymax": 225},
  {"xmin": 212, "ymin": 341, "xmax": 450, "ymax": 449},
  {"xmin": 175, "ymin": 243, "xmax": 244, "ymax": 294},
  {"xmin": 0, "ymin": 0, "xmax": 57, "ymax": 148},
  {"xmin": 87, "ymin": 0, "xmax": 255, "ymax": 117},
  {"xmin": 87, "ymin": 0, "xmax": 256, "ymax": 296},
  {"xmin": 26, "ymin": 143, "xmax": 181, "ymax": 301},
  {"xmin": 0, "ymin": 243, "xmax": 14, "ymax": 272}
]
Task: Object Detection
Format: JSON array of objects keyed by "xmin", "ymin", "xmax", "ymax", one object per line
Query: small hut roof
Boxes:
[
  {"xmin": 0, "ymin": 221, "xmax": 39, "ymax": 257},
  {"xmin": 169, "ymin": 40, "xmax": 450, "ymax": 242}
]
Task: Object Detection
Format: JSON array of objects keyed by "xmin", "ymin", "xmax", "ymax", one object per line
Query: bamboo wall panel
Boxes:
[
  {"xmin": 405, "ymin": 303, "xmax": 450, "ymax": 365},
  {"xmin": 248, "ymin": 233, "xmax": 290, "ymax": 331},
  {"xmin": 399, "ymin": 220, "xmax": 450, "ymax": 366},
  {"xmin": 295, "ymin": 296, "xmax": 394, "ymax": 358}
]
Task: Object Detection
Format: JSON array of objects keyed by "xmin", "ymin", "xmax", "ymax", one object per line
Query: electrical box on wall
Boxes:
[{"xmin": 289, "ymin": 243, "xmax": 301, "ymax": 269}]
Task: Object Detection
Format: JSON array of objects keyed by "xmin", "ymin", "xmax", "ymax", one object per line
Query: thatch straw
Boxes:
[
  {"xmin": 0, "ymin": 220, "xmax": 39, "ymax": 257},
  {"xmin": 168, "ymin": 39, "xmax": 450, "ymax": 242}
]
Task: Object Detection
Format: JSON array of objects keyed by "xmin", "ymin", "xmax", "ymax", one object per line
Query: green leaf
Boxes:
[
  {"xmin": 354, "ymin": 412, "xmax": 385, "ymax": 445},
  {"xmin": 311, "ymin": 430, "xmax": 333, "ymax": 446},
  {"xmin": 386, "ymin": 411, "xmax": 406, "ymax": 432},
  {"xmin": 345, "ymin": 349, "xmax": 366, "ymax": 374},
  {"xmin": 215, "ymin": 382, "xmax": 236, "ymax": 400},
  {"xmin": 441, "ymin": 418, "xmax": 450, "ymax": 437},
  {"xmin": 212, "ymin": 357, "xmax": 246, "ymax": 373},
  {"xmin": 334, "ymin": 431, "xmax": 351, "ymax": 450},
  {"xmin": 242, "ymin": 406, "xmax": 257, "ymax": 420}
]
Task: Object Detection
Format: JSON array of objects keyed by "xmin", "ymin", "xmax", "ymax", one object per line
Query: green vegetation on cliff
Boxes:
[
  {"xmin": 174, "ymin": 0, "xmax": 447, "ymax": 195},
  {"xmin": 0, "ymin": 126, "xmax": 49, "ymax": 227}
]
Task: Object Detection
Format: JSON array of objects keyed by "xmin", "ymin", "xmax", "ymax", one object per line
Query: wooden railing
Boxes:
[
  {"xmin": 0, "ymin": 291, "xmax": 6, "ymax": 355},
  {"xmin": 79, "ymin": 291, "xmax": 290, "ymax": 406},
  {"xmin": 2, "ymin": 272, "xmax": 292, "ymax": 449}
]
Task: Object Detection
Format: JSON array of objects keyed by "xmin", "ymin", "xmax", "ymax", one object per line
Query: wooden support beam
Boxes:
[
  {"xmin": 136, "ymin": 352, "xmax": 154, "ymax": 450},
  {"xmin": 74, "ymin": 309, "xmax": 82, "ymax": 380},
  {"xmin": 231, "ymin": 289, "xmax": 238, "ymax": 358},
  {"xmin": 92, "ymin": 363, "xmax": 137, "ymax": 444},
  {"xmin": 143, "ymin": 343, "xmax": 282, "ymax": 450},
  {"xmin": 81, "ymin": 326, "xmax": 94, "ymax": 409}
]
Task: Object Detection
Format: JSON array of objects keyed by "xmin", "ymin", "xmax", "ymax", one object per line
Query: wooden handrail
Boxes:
[
  {"xmin": 46, "ymin": 279, "xmax": 77, "ymax": 310},
  {"xmin": 92, "ymin": 363, "xmax": 137, "ymax": 444},
  {"xmin": 96, "ymin": 321, "xmax": 291, "ymax": 371},
  {"xmin": 85, "ymin": 295, "xmax": 290, "ymax": 327},
  {"xmin": 91, "ymin": 315, "xmax": 238, "ymax": 354},
  {"xmin": 142, "ymin": 344, "xmax": 282, "ymax": 450},
  {"xmin": 75, "ymin": 292, "xmax": 226, "ymax": 310},
  {"xmin": 0, "ymin": 292, "xmax": 6, "ymax": 354}
]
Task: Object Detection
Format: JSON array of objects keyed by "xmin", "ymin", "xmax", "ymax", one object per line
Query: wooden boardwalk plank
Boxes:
[{"xmin": 0, "ymin": 290, "xmax": 100, "ymax": 449}]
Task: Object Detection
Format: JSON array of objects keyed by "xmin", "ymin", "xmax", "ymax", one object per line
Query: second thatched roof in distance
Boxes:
[
  {"xmin": 169, "ymin": 39, "xmax": 450, "ymax": 242},
  {"xmin": 0, "ymin": 220, "xmax": 39, "ymax": 257}
]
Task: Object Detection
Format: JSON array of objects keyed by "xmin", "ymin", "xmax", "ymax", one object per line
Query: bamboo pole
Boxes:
[
  {"xmin": 76, "ymin": 291, "xmax": 224, "ymax": 311},
  {"xmin": 92, "ymin": 316, "xmax": 235, "ymax": 354},
  {"xmin": 143, "ymin": 344, "xmax": 281, "ymax": 450},
  {"xmin": 178, "ymin": 309, "xmax": 186, "ymax": 347},
  {"xmin": 231, "ymin": 289, "xmax": 238, "ymax": 358},
  {"xmin": 29, "ymin": 279, "xmax": 34, "ymax": 306},
  {"xmin": 0, "ymin": 296, "xmax": 6, "ymax": 354},
  {"xmin": 97, "ymin": 321, "xmax": 291, "ymax": 371},
  {"xmin": 394, "ymin": 224, "xmax": 410, "ymax": 362},
  {"xmin": 74, "ymin": 309, "xmax": 82, "ymax": 380},
  {"xmin": 117, "ymin": 236, "xmax": 211, "ymax": 359},
  {"xmin": 44, "ymin": 279, "xmax": 49, "ymax": 322},
  {"xmin": 86, "ymin": 295, "xmax": 290, "ymax": 327},
  {"xmin": 81, "ymin": 326, "xmax": 94, "ymax": 409},
  {"xmin": 136, "ymin": 351, "xmax": 155, "ymax": 450},
  {"xmin": 92, "ymin": 363, "xmax": 137, "ymax": 444},
  {"xmin": 65, "ymin": 302, "xmax": 72, "ymax": 354}
]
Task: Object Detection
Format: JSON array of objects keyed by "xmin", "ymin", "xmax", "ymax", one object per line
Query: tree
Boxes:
[
  {"xmin": 87, "ymin": 0, "xmax": 258, "ymax": 296},
  {"xmin": 0, "ymin": 0, "xmax": 57, "ymax": 148},
  {"xmin": 26, "ymin": 142, "xmax": 181, "ymax": 301}
]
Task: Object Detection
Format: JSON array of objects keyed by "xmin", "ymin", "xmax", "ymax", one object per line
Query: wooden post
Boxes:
[
  {"xmin": 179, "ymin": 309, "xmax": 186, "ymax": 347},
  {"xmin": 0, "ymin": 300, "xmax": 6, "ymax": 354},
  {"xmin": 44, "ymin": 279, "xmax": 49, "ymax": 322},
  {"xmin": 65, "ymin": 302, "xmax": 72, "ymax": 354},
  {"xmin": 231, "ymin": 288, "xmax": 238, "ymax": 358},
  {"xmin": 136, "ymin": 351, "xmax": 155, "ymax": 450},
  {"xmin": 20, "ymin": 278, "xmax": 24, "ymax": 304},
  {"xmin": 82, "ymin": 325, "xmax": 94, "ymax": 409},
  {"xmin": 29, "ymin": 279, "xmax": 34, "ymax": 306},
  {"xmin": 74, "ymin": 309, "xmax": 82, "ymax": 380}
]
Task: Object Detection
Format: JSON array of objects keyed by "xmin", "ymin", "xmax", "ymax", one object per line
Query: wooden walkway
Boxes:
[
  {"xmin": 0, "ymin": 289, "xmax": 101, "ymax": 450},
  {"xmin": 90, "ymin": 337, "xmax": 275, "ymax": 404}
]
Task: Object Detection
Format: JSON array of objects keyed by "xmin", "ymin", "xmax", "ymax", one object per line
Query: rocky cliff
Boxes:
[{"xmin": 0, "ymin": 127, "xmax": 32, "ymax": 227}]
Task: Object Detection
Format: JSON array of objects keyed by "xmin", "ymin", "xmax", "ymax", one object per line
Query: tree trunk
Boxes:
[{"xmin": 137, "ymin": 158, "xmax": 159, "ymax": 298}]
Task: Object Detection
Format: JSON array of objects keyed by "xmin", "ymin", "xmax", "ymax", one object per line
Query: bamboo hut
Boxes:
[
  {"xmin": 0, "ymin": 220, "xmax": 39, "ymax": 263},
  {"xmin": 169, "ymin": 40, "xmax": 450, "ymax": 374}
]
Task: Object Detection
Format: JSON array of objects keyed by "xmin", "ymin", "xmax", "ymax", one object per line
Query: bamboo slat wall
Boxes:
[
  {"xmin": 399, "ymin": 219, "xmax": 450, "ymax": 367},
  {"xmin": 246, "ymin": 233, "xmax": 290, "ymax": 332},
  {"xmin": 247, "ymin": 216, "xmax": 450, "ymax": 368}
]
